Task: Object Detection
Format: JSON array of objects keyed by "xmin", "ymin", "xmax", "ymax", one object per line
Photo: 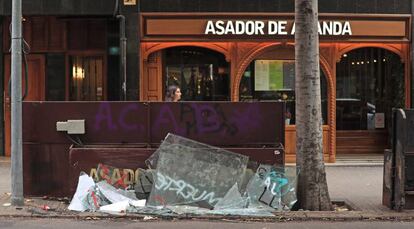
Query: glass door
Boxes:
[{"xmin": 69, "ymin": 56, "xmax": 104, "ymax": 101}]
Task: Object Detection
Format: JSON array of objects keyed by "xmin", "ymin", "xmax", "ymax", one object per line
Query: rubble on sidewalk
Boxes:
[{"xmin": 68, "ymin": 133, "xmax": 298, "ymax": 217}]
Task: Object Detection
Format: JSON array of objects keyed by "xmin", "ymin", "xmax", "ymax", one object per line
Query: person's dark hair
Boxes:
[{"xmin": 165, "ymin": 85, "xmax": 179, "ymax": 101}]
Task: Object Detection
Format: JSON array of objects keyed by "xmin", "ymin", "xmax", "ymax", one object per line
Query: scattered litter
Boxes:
[
  {"xmin": 25, "ymin": 199, "xmax": 33, "ymax": 203},
  {"xmin": 99, "ymin": 200, "xmax": 130, "ymax": 214},
  {"xmin": 85, "ymin": 217, "xmax": 100, "ymax": 220},
  {"xmin": 5, "ymin": 192, "xmax": 11, "ymax": 196},
  {"xmin": 41, "ymin": 205, "xmax": 51, "ymax": 211},
  {"xmin": 84, "ymin": 185, "xmax": 110, "ymax": 212},
  {"xmin": 143, "ymin": 216, "xmax": 155, "ymax": 221},
  {"xmin": 130, "ymin": 199, "xmax": 146, "ymax": 208},
  {"xmin": 336, "ymin": 207, "xmax": 349, "ymax": 212},
  {"xmin": 2, "ymin": 203, "xmax": 11, "ymax": 207},
  {"xmin": 68, "ymin": 172, "xmax": 96, "ymax": 212},
  {"xmin": 96, "ymin": 181, "xmax": 137, "ymax": 203},
  {"xmin": 68, "ymin": 134, "xmax": 297, "ymax": 217}
]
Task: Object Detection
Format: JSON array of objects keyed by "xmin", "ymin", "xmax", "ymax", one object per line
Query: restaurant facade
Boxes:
[{"xmin": 0, "ymin": 0, "xmax": 412, "ymax": 162}]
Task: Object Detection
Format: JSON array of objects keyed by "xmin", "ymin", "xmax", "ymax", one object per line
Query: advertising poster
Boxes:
[
  {"xmin": 255, "ymin": 60, "xmax": 284, "ymax": 91},
  {"xmin": 254, "ymin": 60, "xmax": 270, "ymax": 90},
  {"xmin": 268, "ymin": 61, "xmax": 283, "ymax": 90}
]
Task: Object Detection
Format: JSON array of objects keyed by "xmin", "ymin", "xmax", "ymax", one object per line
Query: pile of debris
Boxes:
[{"xmin": 69, "ymin": 134, "xmax": 298, "ymax": 217}]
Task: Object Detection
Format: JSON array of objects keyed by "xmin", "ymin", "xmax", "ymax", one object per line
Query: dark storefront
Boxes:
[
  {"xmin": 138, "ymin": 1, "xmax": 411, "ymax": 162},
  {"xmin": 0, "ymin": 0, "xmax": 412, "ymax": 163}
]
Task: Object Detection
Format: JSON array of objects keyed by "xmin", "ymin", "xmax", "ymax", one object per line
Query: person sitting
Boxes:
[{"xmin": 165, "ymin": 85, "xmax": 182, "ymax": 102}]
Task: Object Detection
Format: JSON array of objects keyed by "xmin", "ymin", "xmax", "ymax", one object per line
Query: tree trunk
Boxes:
[{"xmin": 294, "ymin": 0, "xmax": 333, "ymax": 211}]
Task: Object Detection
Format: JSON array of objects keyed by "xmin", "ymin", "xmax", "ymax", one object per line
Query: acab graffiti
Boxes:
[
  {"xmin": 151, "ymin": 103, "xmax": 241, "ymax": 136},
  {"xmin": 93, "ymin": 102, "xmax": 262, "ymax": 137},
  {"xmin": 94, "ymin": 103, "xmax": 145, "ymax": 131}
]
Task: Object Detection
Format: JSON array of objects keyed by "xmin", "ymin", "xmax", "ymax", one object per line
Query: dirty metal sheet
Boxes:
[
  {"xmin": 22, "ymin": 101, "xmax": 285, "ymax": 197},
  {"xmin": 23, "ymin": 144, "xmax": 71, "ymax": 197},
  {"xmin": 393, "ymin": 109, "xmax": 406, "ymax": 210},
  {"xmin": 23, "ymin": 102, "xmax": 149, "ymax": 144},
  {"xmin": 405, "ymin": 110, "xmax": 414, "ymax": 151},
  {"xmin": 382, "ymin": 149, "xmax": 393, "ymax": 208},
  {"xmin": 149, "ymin": 102, "xmax": 285, "ymax": 146},
  {"xmin": 68, "ymin": 147, "xmax": 154, "ymax": 197}
]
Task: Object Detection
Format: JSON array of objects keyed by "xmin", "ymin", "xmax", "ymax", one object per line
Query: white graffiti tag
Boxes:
[{"xmin": 155, "ymin": 173, "xmax": 221, "ymax": 205}]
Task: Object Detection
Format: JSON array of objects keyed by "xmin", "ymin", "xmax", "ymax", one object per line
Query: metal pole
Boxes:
[
  {"xmin": 11, "ymin": 0, "xmax": 24, "ymax": 206},
  {"xmin": 116, "ymin": 15, "xmax": 127, "ymax": 101}
]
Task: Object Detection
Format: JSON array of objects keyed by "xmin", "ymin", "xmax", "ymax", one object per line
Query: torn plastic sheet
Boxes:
[
  {"xmin": 96, "ymin": 181, "xmax": 138, "ymax": 203},
  {"xmin": 99, "ymin": 200, "xmax": 130, "ymax": 214},
  {"xmin": 68, "ymin": 172, "xmax": 96, "ymax": 212},
  {"xmin": 246, "ymin": 165, "xmax": 298, "ymax": 211},
  {"xmin": 99, "ymin": 200, "xmax": 146, "ymax": 214},
  {"xmin": 83, "ymin": 185, "xmax": 110, "ymax": 212},
  {"xmin": 69, "ymin": 174, "xmax": 138, "ymax": 212},
  {"xmin": 146, "ymin": 134, "xmax": 249, "ymax": 208}
]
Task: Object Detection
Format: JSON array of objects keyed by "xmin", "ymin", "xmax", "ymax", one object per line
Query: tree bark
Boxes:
[{"xmin": 294, "ymin": 0, "xmax": 333, "ymax": 211}]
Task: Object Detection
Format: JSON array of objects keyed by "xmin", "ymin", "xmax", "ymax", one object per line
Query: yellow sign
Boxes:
[{"xmin": 124, "ymin": 0, "xmax": 136, "ymax": 5}]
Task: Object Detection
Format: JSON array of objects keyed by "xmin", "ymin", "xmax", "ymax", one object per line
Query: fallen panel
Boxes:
[{"xmin": 147, "ymin": 134, "xmax": 249, "ymax": 208}]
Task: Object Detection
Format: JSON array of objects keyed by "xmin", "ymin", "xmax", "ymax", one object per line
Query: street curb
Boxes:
[
  {"xmin": 324, "ymin": 163, "xmax": 383, "ymax": 167},
  {"xmin": 0, "ymin": 210, "xmax": 414, "ymax": 222},
  {"xmin": 286, "ymin": 163, "xmax": 384, "ymax": 167}
]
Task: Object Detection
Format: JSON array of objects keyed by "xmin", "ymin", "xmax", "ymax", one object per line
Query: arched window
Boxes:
[
  {"xmin": 240, "ymin": 60, "xmax": 328, "ymax": 125},
  {"xmin": 336, "ymin": 48, "xmax": 405, "ymax": 130},
  {"xmin": 164, "ymin": 47, "xmax": 230, "ymax": 101}
]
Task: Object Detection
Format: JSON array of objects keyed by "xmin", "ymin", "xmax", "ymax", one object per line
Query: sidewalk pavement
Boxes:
[
  {"xmin": 1, "ymin": 155, "xmax": 413, "ymax": 221},
  {"xmin": 0, "ymin": 156, "xmax": 10, "ymax": 196}
]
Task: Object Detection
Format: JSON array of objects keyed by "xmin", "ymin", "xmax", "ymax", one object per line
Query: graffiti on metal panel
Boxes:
[
  {"xmin": 227, "ymin": 103, "xmax": 261, "ymax": 134},
  {"xmin": 151, "ymin": 105, "xmax": 186, "ymax": 136},
  {"xmin": 263, "ymin": 171, "xmax": 289, "ymax": 196},
  {"xmin": 94, "ymin": 103, "xmax": 145, "ymax": 132},
  {"xmin": 257, "ymin": 168, "xmax": 295, "ymax": 208},
  {"xmin": 154, "ymin": 172, "xmax": 221, "ymax": 205},
  {"xmin": 152, "ymin": 103, "xmax": 261, "ymax": 136},
  {"xmin": 91, "ymin": 163, "xmax": 133, "ymax": 189},
  {"xmin": 89, "ymin": 166, "xmax": 140, "ymax": 188},
  {"xmin": 93, "ymin": 102, "xmax": 263, "ymax": 137},
  {"xmin": 179, "ymin": 103, "xmax": 238, "ymax": 136}
]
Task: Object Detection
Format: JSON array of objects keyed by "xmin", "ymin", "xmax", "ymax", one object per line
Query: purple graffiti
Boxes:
[
  {"xmin": 193, "ymin": 104, "xmax": 222, "ymax": 134},
  {"xmin": 151, "ymin": 105, "xmax": 186, "ymax": 135},
  {"xmin": 152, "ymin": 104, "xmax": 238, "ymax": 137},
  {"xmin": 184, "ymin": 104, "xmax": 238, "ymax": 136},
  {"xmin": 118, "ymin": 104, "xmax": 141, "ymax": 131},
  {"xmin": 229, "ymin": 104, "xmax": 261, "ymax": 134},
  {"xmin": 94, "ymin": 103, "xmax": 144, "ymax": 132},
  {"xmin": 94, "ymin": 103, "xmax": 117, "ymax": 130}
]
